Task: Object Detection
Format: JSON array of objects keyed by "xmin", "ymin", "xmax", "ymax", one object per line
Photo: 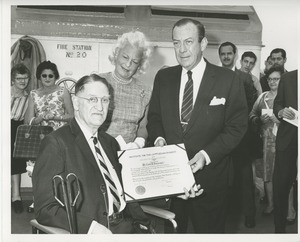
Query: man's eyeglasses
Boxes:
[
  {"xmin": 267, "ymin": 77, "xmax": 280, "ymax": 82},
  {"xmin": 15, "ymin": 77, "xmax": 29, "ymax": 81},
  {"xmin": 41, "ymin": 74, "xmax": 54, "ymax": 79},
  {"xmin": 76, "ymin": 96, "xmax": 110, "ymax": 104}
]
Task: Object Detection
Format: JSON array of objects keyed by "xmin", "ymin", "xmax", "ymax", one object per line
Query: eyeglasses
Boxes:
[
  {"xmin": 41, "ymin": 74, "xmax": 54, "ymax": 79},
  {"xmin": 76, "ymin": 96, "xmax": 110, "ymax": 104},
  {"xmin": 15, "ymin": 77, "xmax": 29, "ymax": 81},
  {"xmin": 267, "ymin": 77, "xmax": 280, "ymax": 82}
]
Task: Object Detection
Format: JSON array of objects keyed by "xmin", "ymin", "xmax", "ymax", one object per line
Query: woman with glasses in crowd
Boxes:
[
  {"xmin": 249, "ymin": 65, "xmax": 283, "ymax": 215},
  {"xmin": 11, "ymin": 64, "xmax": 31, "ymax": 213},
  {"xmin": 24, "ymin": 60, "xmax": 74, "ymax": 212}
]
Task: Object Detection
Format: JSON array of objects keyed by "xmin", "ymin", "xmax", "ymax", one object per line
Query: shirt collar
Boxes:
[
  {"xmin": 182, "ymin": 57, "xmax": 206, "ymax": 77},
  {"xmin": 75, "ymin": 117, "xmax": 98, "ymax": 141}
]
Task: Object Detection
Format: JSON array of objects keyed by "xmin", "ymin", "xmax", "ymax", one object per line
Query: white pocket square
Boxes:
[{"xmin": 209, "ymin": 96, "xmax": 226, "ymax": 106}]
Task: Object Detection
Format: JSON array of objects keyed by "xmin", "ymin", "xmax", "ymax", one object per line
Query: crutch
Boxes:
[{"xmin": 52, "ymin": 173, "xmax": 81, "ymax": 234}]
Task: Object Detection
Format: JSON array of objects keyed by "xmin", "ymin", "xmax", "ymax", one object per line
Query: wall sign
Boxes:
[{"xmin": 56, "ymin": 43, "xmax": 93, "ymax": 58}]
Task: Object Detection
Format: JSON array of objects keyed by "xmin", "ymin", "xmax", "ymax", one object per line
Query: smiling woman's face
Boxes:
[
  {"xmin": 40, "ymin": 69, "xmax": 56, "ymax": 87},
  {"xmin": 114, "ymin": 43, "xmax": 143, "ymax": 80}
]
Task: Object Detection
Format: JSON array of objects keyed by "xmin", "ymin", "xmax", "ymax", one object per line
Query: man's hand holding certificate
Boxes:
[
  {"xmin": 119, "ymin": 144, "xmax": 203, "ymax": 202},
  {"xmin": 282, "ymin": 107, "xmax": 298, "ymax": 127}
]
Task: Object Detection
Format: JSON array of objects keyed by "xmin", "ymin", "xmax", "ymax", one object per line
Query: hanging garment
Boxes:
[{"xmin": 11, "ymin": 35, "xmax": 47, "ymax": 92}]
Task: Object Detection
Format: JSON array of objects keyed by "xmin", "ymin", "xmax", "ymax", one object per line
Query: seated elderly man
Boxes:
[
  {"xmin": 32, "ymin": 74, "xmax": 152, "ymax": 234},
  {"xmin": 32, "ymin": 73, "xmax": 201, "ymax": 234}
]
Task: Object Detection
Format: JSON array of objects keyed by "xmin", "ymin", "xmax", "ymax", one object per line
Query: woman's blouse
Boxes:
[
  {"xmin": 30, "ymin": 86, "xmax": 67, "ymax": 130},
  {"xmin": 100, "ymin": 72, "xmax": 152, "ymax": 143},
  {"xmin": 11, "ymin": 91, "xmax": 28, "ymax": 121},
  {"xmin": 250, "ymin": 91, "xmax": 279, "ymax": 132}
]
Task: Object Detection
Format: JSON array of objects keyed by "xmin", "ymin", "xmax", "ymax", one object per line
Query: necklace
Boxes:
[{"xmin": 112, "ymin": 71, "xmax": 132, "ymax": 85}]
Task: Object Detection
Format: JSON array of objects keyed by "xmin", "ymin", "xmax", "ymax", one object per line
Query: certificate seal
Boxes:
[{"xmin": 135, "ymin": 186, "xmax": 146, "ymax": 195}]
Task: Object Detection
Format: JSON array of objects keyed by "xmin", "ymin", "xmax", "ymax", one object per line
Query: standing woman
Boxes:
[
  {"xmin": 249, "ymin": 65, "xmax": 283, "ymax": 215},
  {"xmin": 24, "ymin": 60, "xmax": 74, "ymax": 212},
  {"xmin": 100, "ymin": 31, "xmax": 152, "ymax": 149},
  {"xmin": 25, "ymin": 60, "xmax": 74, "ymax": 130},
  {"xmin": 11, "ymin": 64, "xmax": 31, "ymax": 213}
]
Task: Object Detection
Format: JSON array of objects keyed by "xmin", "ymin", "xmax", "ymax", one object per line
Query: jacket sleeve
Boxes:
[
  {"xmin": 146, "ymin": 70, "xmax": 166, "ymax": 145},
  {"xmin": 273, "ymin": 76, "xmax": 285, "ymax": 119},
  {"xmin": 32, "ymin": 134, "xmax": 93, "ymax": 233}
]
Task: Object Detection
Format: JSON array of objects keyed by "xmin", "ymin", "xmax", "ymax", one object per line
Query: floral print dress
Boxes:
[{"xmin": 30, "ymin": 87, "xmax": 67, "ymax": 130}]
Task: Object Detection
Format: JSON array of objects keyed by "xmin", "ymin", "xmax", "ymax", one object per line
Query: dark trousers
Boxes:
[
  {"xmin": 170, "ymin": 187, "xmax": 229, "ymax": 233},
  {"xmin": 273, "ymin": 136, "xmax": 298, "ymax": 233},
  {"xmin": 231, "ymin": 153, "xmax": 256, "ymax": 218}
]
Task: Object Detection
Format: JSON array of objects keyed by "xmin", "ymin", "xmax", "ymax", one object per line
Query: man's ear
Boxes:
[
  {"xmin": 72, "ymin": 95, "xmax": 79, "ymax": 111},
  {"xmin": 200, "ymin": 37, "xmax": 208, "ymax": 51},
  {"xmin": 283, "ymin": 58, "xmax": 287, "ymax": 64}
]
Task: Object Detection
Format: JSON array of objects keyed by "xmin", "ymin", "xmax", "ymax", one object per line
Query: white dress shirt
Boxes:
[
  {"xmin": 75, "ymin": 117, "xmax": 126, "ymax": 215},
  {"xmin": 155, "ymin": 58, "xmax": 211, "ymax": 165}
]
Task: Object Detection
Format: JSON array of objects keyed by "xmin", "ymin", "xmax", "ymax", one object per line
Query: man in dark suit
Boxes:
[
  {"xmin": 273, "ymin": 70, "xmax": 298, "ymax": 233},
  {"xmin": 147, "ymin": 18, "xmax": 248, "ymax": 233},
  {"xmin": 218, "ymin": 42, "xmax": 257, "ymax": 228},
  {"xmin": 32, "ymin": 74, "xmax": 151, "ymax": 234}
]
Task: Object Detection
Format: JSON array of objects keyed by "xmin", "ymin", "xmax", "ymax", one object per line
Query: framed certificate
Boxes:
[{"xmin": 118, "ymin": 144, "xmax": 195, "ymax": 202}]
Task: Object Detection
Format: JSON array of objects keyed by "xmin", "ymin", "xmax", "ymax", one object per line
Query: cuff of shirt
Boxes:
[
  {"xmin": 134, "ymin": 137, "xmax": 145, "ymax": 148},
  {"xmin": 154, "ymin": 137, "xmax": 166, "ymax": 146},
  {"xmin": 200, "ymin": 150, "xmax": 211, "ymax": 165},
  {"xmin": 87, "ymin": 220, "xmax": 98, "ymax": 234}
]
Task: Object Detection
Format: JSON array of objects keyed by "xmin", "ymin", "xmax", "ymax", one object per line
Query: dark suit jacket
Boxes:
[
  {"xmin": 233, "ymin": 69, "xmax": 258, "ymax": 159},
  {"xmin": 32, "ymin": 118, "xmax": 147, "ymax": 233},
  {"xmin": 274, "ymin": 70, "xmax": 298, "ymax": 151},
  {"xmin": 147, "ymin": 60, "xmax": 248, "ymax": 193},
  {"xmin": 235, "ymin": 68, "xmax": 257, "ymax": 112}
]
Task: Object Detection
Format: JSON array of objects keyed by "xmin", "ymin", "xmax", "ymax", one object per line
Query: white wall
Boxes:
[{"xmin": 254, "ymin": 5, "xmax": 299, "ymax": 72}]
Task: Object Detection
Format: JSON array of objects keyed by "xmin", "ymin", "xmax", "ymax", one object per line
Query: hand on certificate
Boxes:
[
  {"xmin": 177, "ymin": 184, "xmax": 204, "ymax": 200},
  {"xmin": 280, "ymin": 107, "xmax": 296, "ymax": 120},
  {"xmin": 154, "ymin": 137, "xmax": 167, "ymax": 147},
  {"xmin": 188, "ymin": 151, "xmax": 206, "ymax": 173}
]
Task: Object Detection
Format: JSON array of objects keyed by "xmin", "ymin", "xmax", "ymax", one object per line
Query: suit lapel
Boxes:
[
  {"xmin": 70, "ymin": 119, "xmax": 103, "ymax": 173},
  {"xmin": 185, "ymin": 62, "xmax": 216, "ymax": 133},
  {"xmin": 170, "ymin": 66, "xmax": 185, "ymax": 134}
]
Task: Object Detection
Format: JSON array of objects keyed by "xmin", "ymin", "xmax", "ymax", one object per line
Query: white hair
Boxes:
[{"xmin": 109, "ymin": 30, "xmax": 152, "ymax": 75}]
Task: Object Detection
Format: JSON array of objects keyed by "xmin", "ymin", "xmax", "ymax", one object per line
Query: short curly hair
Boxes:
[
  {"xmin": 11, "ymin": 63, "xmax": 31, "ymax": 82},
  {"xmin": 109, "ymin": 31, "xmax": 152, "ymax": 75},
  {"xmin": 36, "ymin": 60, "xmax": 60, "ymax": 80}
]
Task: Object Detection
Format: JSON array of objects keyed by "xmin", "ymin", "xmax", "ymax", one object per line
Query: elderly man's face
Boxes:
[
  {"xmin": 74, "ymin": 81, "xmax": 110, "ymax": 133},
  {"xmin": 219, "ymin": 45, "xmax": 236, "ymax": 69}
]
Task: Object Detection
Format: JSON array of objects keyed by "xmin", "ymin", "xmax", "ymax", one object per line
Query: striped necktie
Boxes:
[
  {"xmin": 181, "ymin": 70, "xmax": 193, "ymax": 131},
  {"xmin": 92, "ymin": 137, "xmax": 121, "ymax": 213}
]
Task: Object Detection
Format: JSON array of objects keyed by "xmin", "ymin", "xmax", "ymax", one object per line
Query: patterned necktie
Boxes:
[
  {"xmin": 181, "ymin": 70, "xmax": 194, "ymax": 131},
  {"xmin": 92, "ymin": 137, "xmax": 120, "ymax": 213}
]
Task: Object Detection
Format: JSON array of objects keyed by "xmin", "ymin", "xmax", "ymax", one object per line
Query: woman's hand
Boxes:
[
  {"xmin": 270, "ymin": 114, "xmax": 280, "ymax": 123},
  {"xmin": 43, "ymin": 111, "xmax": 55, "ymax": 120},
  {"xmin": 260, "ymin": 114, "xmax": 270, "ymax": 124}
]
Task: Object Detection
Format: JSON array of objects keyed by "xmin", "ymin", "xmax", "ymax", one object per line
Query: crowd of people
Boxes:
[{"xmin": 11, "ymin": 18, "xmax": 297, "ymax": 234}]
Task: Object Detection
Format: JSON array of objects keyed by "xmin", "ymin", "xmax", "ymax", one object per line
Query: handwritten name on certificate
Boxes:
[{"xmin": 118, "ymin": 144, "xmax": 195, "ymax": 202}]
